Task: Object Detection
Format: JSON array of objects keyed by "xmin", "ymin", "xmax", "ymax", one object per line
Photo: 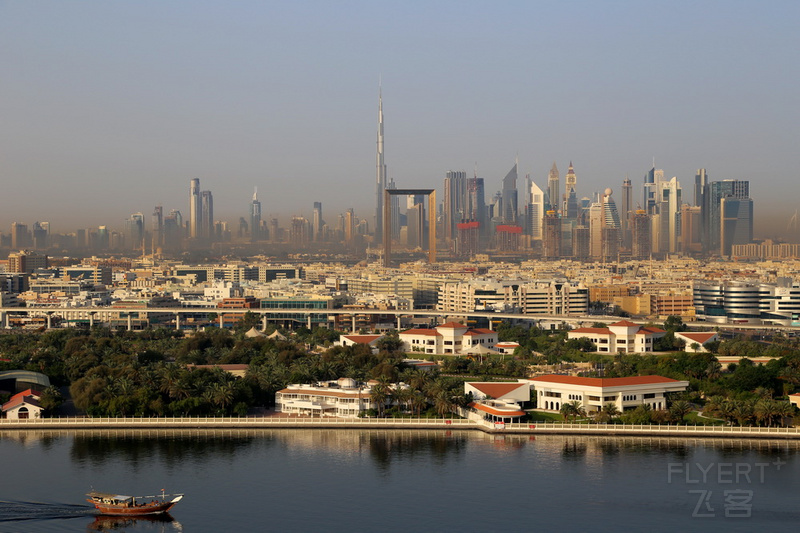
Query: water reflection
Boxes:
[{"xmin": 86, "ymin": 513, "xmax": 181, "ymax": 532}]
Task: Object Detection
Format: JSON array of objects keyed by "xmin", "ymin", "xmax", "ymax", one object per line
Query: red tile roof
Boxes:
[
  {"xmin": 401, "ymin": 329, "xmax": 441, "ymax": 337},
  {"xmin": 637, "ymin": 326, "xmax": 666, "ymax": 334},
  {"xmin": 342, "ymin": 335, "xmax": 382, "ymax": 344},
  {"xmin": 570, "ymin": 327, "xmax": 610, "ymax": 334},
  {"xmin": 2, "ymin": 394, "xmax": 41, "ymax": 412},
  {"xmin": 437, "ymin": 322, "xmax": 468, "ymax": 329},
  {"xmin": 468, "ymin": 382, "xmax": 529, "ymax": 398},
  {"xmin": 678, "ymin": 332, "xmax": 718, "ymax": 344},
  {"xmin": 610, "ymin": 320, "xmax": 639, "ymax": 327},
  {"xmin": 529, "ymin": 374, "xmax": 682, "ymax": 387}
]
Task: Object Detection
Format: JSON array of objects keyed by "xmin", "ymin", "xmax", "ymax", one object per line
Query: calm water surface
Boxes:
[{"xmin": 0, "ymin": 429, "xmax": 798, "ymax": 532}]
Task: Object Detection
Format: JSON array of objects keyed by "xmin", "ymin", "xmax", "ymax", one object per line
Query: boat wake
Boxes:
[{"xmin": 0, "ymin": 500, "xmax": 93, "ymax": 522}]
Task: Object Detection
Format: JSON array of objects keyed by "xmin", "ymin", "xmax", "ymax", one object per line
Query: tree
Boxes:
[{"xmin": 669, "ymin": 400, "xmax": 692, "ymax": 423}]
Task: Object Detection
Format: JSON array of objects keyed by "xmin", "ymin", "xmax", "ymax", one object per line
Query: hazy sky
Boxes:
[{"xmin": 1, "ymin": 1, "xmax": 798, "ymax": 239}]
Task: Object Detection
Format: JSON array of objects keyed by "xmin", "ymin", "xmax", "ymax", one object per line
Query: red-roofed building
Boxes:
[
  {"xmin": 567, "ymin": 320, "xmax": 666, "ymax": 353},
  {"xmin": 468, "ymin": 400, "xmax": 526, "ymax": 422},
  {"xmin": 674, "ymin": 331, "xmax": 719, "ymax": 353},
  {"xmin": 528, "ymin": 374, "xmax": 689, "ymax": 412},
  {"xmin": 465, "ymin": 381, "xmax": 530, "ymax": 403},
  {"xmin": 399, "ymin": 322, "xmax": 498, "ymax": 355},
  {"xmin": 336, "ymin": 334, "xmax": 384, "ymax": 351},
  {"xmin": 2, "ymin": 389, "xmax": 43, "ymax": 419}
]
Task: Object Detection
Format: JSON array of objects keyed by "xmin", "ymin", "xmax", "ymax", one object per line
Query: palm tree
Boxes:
[
  {"xmin": 669, "ymin": 400, "xmax": 693, "ymax": 423},
  {"xmin": 732, "ymin": 399, "xmax": 754, "ymax": 427},
  {"xmin": 560, "ymin": 402, "xmax": 577, "ymax": 422},
  {"xmin": 410, "ymin": 390, "xmax": 428, "ymax": 416},
  {"xmin": 594, "ymin": 402, "xmax": 620, "ymax": 423},
  {"xmin": 211, "ymin": 382, "xmax": 235, "ymax": 413},
  {"xmin": 775, "ymin": 401, "xmax": 795, "ymax": 428},
  {"xmin": 433, "ymin": 390, "xmax": 455, "ymax": 417},
  {"xmin": 754, "ymin": 399, "xmax": 778, "ymax": 427},
  {"xmin": 369, "ymin": 384, "xmax": 389, "ymax": 417}
]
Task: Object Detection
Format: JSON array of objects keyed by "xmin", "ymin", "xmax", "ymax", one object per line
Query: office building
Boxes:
[
  {"xmin": 250, "ymin": 188, "xmax": 262, "ymax": 242},
  {"xmin": 547, "ymin": 162, "xmax": 559, "ymax": 212}
]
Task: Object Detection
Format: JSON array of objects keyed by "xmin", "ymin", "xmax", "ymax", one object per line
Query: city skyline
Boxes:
[{"xmin": 1, "ymin": 2, "xmax": 799, "ymax": 238}]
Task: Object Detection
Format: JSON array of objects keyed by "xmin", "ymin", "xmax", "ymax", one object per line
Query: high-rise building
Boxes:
[
  {"xmin": 702, "ymin": 179, "xmax": 750, "ymax": 254},
  {"xmin": 502, "ymin": 161, "xmax": 518, "ymax": 224},
  {"xmin": 543, "ymin": 212, "xmax": 561, "ymax": 259},
  {"xmin": 572, "ymin": 225, "xmax": 590, "ymax": 259},
  {"xmin": 312, "ymin": 202, "xmax": 323, "ymax": 242},
  {"xmin": 526, "ymin": 176, "xmax": 545, "ymax": 240},
  {"xmin": 375, "ymin": 86, "xmax": 387, "ymax": 244},
  {"xmin": 681, "ymin": 205, "xmax": 703, "ymax": 255},
  {"xmin": 694, "ymin": 169, "xmax": 708, "ymax": 207},
  {"xmin": 250, "ymin": 188, "xmax": 262, "ymax": 242},
  {"xmin": 126, "ymin": 212, "xmax": 145, "ymax": 253},
  {"xmin": 10, "ymin": 222, "xmax": 30, "ymax": 250},
  {"xmin": 720, "ymin": 197, "xmax": 753, "ymax": 256},
  {"xmin": 345, "ymin": 208, "xmax": 355, "ymax": 247},
  {"xmin": 656, "ymin": 177, "xmax": 682, "ymax": 254},
  {"xmin": 189, "ymin": 178, "xmax": 201, "ymax": 239},
  {"xmin": 564, "ymin": 161, "xmax": 577, "ymax": 197},
  {"xmin": 443, "ymin": 170, "xmax": 467, "ymax": 245},
  {"xmin": 467, "ymin": 176, "xmax": 486, "ymax": 235},
  {"xmin": 621, "ymin": 178, "xmax": 632, "ymax": 250},
  {"xmin": 547, "ymin": 162, "xmax": 560, "ymax": 212},
  {"xmin": 290, "ymin": 216, "xmax": 310, "ymax": 247},
  {"xmin": 631, "ymin": 210, "xmax": 652, "ymax": 259},
  {"xmin": 201, "ymin": 190, "xmax": 214, "ymax": 241}
]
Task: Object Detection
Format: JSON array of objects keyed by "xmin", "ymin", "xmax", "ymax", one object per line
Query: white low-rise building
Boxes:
[
  {"xmin": 529, "ymin": 374, "xmax": 689, "ymax": 413},
  {"xmin": 567, "ymin": 320, "xmax": 666, "ymax": 353},
  {"xmin": 399, "ymin": 322, "xmax": 498, "ymax": 355},
  {"xmin": 674, "ymin": 331, "xmax": 719, "ymax": 352},
  {"xmin": 275, "ymin": 378, "xmax": 379, "ymax": 418}
]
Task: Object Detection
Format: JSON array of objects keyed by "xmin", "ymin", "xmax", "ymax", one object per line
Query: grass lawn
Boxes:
[
  {"xmin": 528, "ymin": 411, "xmax": 564, "ymax": 422},
  {"xmin": 682, "ymin": 411, "xmax": 725, "ymax": 426}
]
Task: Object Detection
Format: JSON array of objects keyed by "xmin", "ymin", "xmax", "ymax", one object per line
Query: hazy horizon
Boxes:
[{"xmin": 2, "ymin": 1, "xmax": 799, "ymax": 240}]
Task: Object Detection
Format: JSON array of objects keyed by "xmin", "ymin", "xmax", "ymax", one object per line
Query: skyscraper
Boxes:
[
  {"xmin": 547, "ymin": 162, "xmax": 560, "ymax": 212},
  {"xmin": 526, "ymin": 176, "xmax": 545, "ymax": 240},
  {"xmin": 720, "ymin": 197, "xmax": 753, "ymax": 256},
  {"xmin": 443, "ymin": 170, "xmax": 467, "ymax": 245},
  {"xmin": 201, "ymin": 190, "xmax": 214, "ymax": 240},
  {"xmin": 502, "ymin": 161, "xmax": 518, "ymax": 224},
  {"xmin": 564, "ymin": 162, "xmax": 576, "ymax": 196},
  {"xmin": 312, "ymin": 201, "xmax": 323, "ymax": 242},
  {"xmin": 150, "ymin": 207, "xmax": 161, "ymax": 254},
  {"xmin": 189, "ymin": 178, "xmax": 200, "ymax": 239},
  {"xmin": 702, "ymin": 179, "xmax": 749, "ymax": 254},
  {"xmin": 694, "ymin": 168, "xmax": 708, "ymax": 207},
  {"xmin": 631, "ymin": 210, "xmax": 651, "ymax": 259},
  {"xmin": 621, "ymin": 177, "xmax": 632, "ymax": 250},
  {"xmin": 250, "ymin": 188, "xmax": 262, "ymax": 242},
  {"xmin": 375, "ymin": 86, "xmax": 387, "ymax": 244}
]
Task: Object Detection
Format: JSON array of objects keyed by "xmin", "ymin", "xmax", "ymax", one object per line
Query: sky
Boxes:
[{"xmin": 1, "ymin": 1, "xmax": 799, "ymax": 239}]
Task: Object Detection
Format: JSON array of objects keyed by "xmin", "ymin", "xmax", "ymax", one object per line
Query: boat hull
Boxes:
[{"xmin": 88, "ymin": 500, "xmax": 177, "ymax": 516}]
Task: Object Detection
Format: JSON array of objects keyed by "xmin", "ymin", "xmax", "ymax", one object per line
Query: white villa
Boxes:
[
  {"xmin": 674, "ymin": 331, "xmax": 719, "ymax": 352},
  {"xmin": 2, "ymin": 389, "xmax": 43, "ymax": 420},
  {"xmin": 528, "ymin": 374, "xmax": 689, "ymax": 413},
  {"xmin": 275, "ymin": 378, "xmax": 382, "ymax": 418},
  {"xmin": 399, "ymin": 322, "xmax": 498, "ymax": 355},
  {"xmin": 567, "ymin": 320, "xmax": 666, "ymax": 353}
]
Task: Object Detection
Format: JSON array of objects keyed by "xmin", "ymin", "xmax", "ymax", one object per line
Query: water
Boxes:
[{"xmin": 1, "ymin": 429, "xmax": 798, "ymax": 532}]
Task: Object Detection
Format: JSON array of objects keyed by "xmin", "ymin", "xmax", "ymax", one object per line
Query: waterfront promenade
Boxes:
[{"xmin": 3, "ymin": 416, "xmax": 800, "ymax": 439}]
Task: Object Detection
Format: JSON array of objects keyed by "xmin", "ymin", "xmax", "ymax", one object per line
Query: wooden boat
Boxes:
[{"xmin": 86, "ymin": 490, "xmax": 183, "ymax": 516}]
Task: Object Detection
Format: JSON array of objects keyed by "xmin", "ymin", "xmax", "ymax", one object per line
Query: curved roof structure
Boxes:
[{"xmin": 0, "ymin": 370, "xmax": 51, "ymax": 389}]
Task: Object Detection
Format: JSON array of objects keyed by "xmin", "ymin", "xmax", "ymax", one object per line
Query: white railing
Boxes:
[
  {"xmin": 0, "ymin": 416, "xmax": 473, "ymax": 428},
  {"xmin": 2, "ymin": 417, "xmax": 799, "ymax": 437}
]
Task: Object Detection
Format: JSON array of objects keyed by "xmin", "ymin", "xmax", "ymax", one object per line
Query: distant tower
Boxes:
[
  {"xmin": 564, "ymin": 161, "xmax": 576, "ymax": 196},
  {"xmin": 621, "ymin": 177, "xmax": 632, "ymax": 250},
  {"xmin": 312, "ymin": 201, "xmax": 323, "ymax": 241},
  {"xmin": 631, "ymin": 210, "xmax": 652, "ymax": 259},
  {"xmin": 443, "ymin": 170, "xmax": 467, "ymax": 245},
  {"xmin": 547, "ymin": 162, "xmax": 560, "ymax": 212},
  {"xmin": 201, "ymin": 190, "xmax": 214, "ymax": 241},
  {"xmin": 527, "ymin": 176, "xmax": 545, "ymax": 240},
  {"xmin": 189, "ymin": 178, "xmax": 200, "ymax": 239},
  {"xmin": 250, "ymin": 188, "xmax": 262, "ymax": 242},
  {"xmin": 150, "ymin": 207, "xmax": 161, "ymax": 254},
  {"xmin": 502, "ymin": 160, "xmax": 519, "ymax": 224},
  {"xmin": 375, "ymin": 85, "xmax": 387, "ymax": 244},
  {"xmin": 543, "ymin": 211, "xmax": 561, "ymax": 258}
]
